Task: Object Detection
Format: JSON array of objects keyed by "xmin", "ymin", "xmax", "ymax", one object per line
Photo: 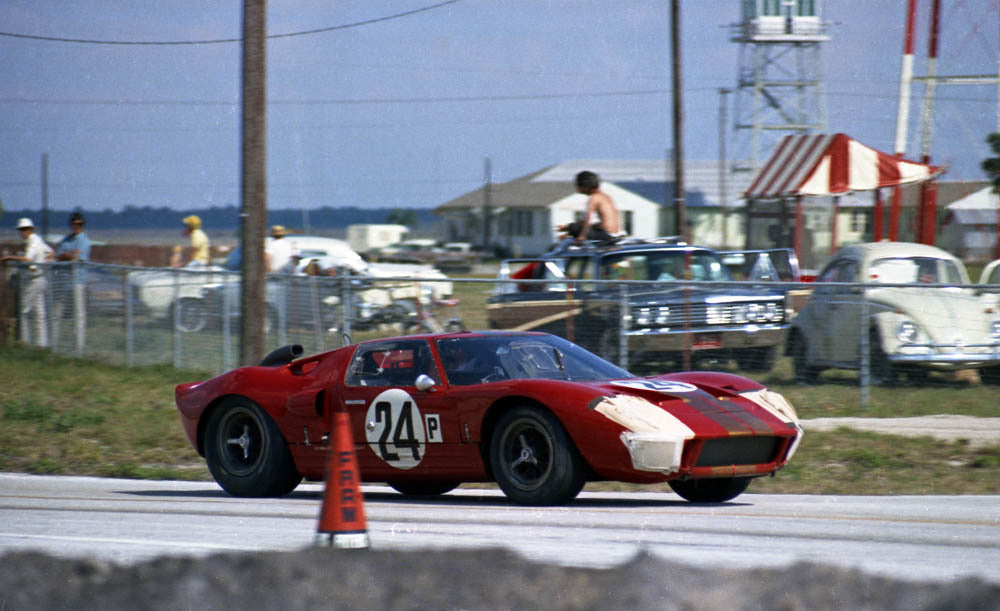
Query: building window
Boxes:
[
  {"xmin": 512, "ymin": 210, "xmax": 533, "ymax": 236},
  {"xmin": 621, "ymin": 210, "xmax": 634, "ymax": 235}
]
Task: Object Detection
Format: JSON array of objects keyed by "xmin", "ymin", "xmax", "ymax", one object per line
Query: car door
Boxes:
[
  {"xmin": 805, "ymin": 258, "xmax": 858, "ymax": 364},
  {"xmin": 339, "ymin": 338, "xmax": 484, "ymax": 481},
  {"xmin": 825, "ymin": 259, "xmax": 863, "ymax": 363}
]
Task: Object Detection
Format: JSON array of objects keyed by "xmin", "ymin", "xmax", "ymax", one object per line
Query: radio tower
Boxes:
[{"xmin": 730, "ymin": 1, "xmax": 830, "ymax": 176}]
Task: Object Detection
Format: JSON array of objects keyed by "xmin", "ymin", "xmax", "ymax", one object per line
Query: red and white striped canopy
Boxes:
[{"xmin": 744, "ymin": 133, "xmax": 940, "ymax": 199}]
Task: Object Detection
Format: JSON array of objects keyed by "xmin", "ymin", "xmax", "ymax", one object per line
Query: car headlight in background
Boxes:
[
  {"xmin": 896, "ymin": 320, "xmax": 919, "ymax": 343},
  {"xmin": 633, "ymin": 306, "xmax": 670, "ymax": 327},
  {"xmin": 707, "ymin": 302, "xmax": 782, "ymax": 325},
  {"xmin": 990, "ymin": 320, "xmax": 1000, "ymax": 342}
]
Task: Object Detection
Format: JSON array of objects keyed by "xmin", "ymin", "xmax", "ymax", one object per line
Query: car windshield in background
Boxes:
[
  {"xmin": 600, "ymin": 250, "xmax": 729, "ymax": 282},
  {"xmin": 436, "ymin": 334, "xmax": 633, "ymax": 385},
  {"xmin": 870, "ymin": 257, "xmax": 963, "ymax": 284}
]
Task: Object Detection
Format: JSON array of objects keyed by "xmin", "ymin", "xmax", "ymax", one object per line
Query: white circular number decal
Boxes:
[{"xmin": 365, "ymin": 389, "xmax": 426, "ymax": 470}]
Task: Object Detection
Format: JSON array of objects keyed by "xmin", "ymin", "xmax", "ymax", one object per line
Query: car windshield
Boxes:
[
  {"xmin": 869, "ymin": 257, "xmax": 963, "ymax": 284},
  {"xmin": 601, "ymin": 250, "xmax": 729, "ymax": 282},
  {"xmin": 436, "ymin": 334, "xmax": 633, "ymax": 385}
]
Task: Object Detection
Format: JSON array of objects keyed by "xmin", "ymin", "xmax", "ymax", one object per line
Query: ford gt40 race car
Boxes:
[{"xmin": 175, "ymin": 331, "xmax": 802, "ymax": 505}]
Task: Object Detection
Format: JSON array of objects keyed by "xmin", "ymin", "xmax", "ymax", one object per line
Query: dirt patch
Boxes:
[
  {"xmin": 2, "ymin": 548, "xmax": 998, "ymax": 611},
  {"xmin": 801, "ymin": 415, "xmax": 1000, "ymax": 448}
]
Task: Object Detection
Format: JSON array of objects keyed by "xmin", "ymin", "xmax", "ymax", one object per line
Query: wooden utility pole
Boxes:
[
  {"xmin": 240, "ymin": 0, "xmax": 267, "ymax": 366},
  {"xmin": 671, "ymin": 0, "xmax": 687, "ymax": 242}
]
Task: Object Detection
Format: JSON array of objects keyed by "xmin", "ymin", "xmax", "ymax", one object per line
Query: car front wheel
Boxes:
[
  {"xmin": 489, "ymin": 406, "xmax": 586, "ymax": 506},
  {"xmin": 204, "ymin": 398, "xmax": 302, "ymax": 497},
  {"xmin": 669, "ymin": 476, "xmax": 752, "ymax": 503}
]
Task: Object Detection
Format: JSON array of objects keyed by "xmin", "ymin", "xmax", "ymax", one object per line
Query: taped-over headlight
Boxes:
[{"xmin": 897, "ymin": 320, "xmax": 918, "ymax": 343}]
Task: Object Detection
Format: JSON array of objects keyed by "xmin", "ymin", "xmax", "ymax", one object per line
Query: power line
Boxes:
[
  {"xmin": 0, "ymin": 0, "xmax": 460, "ymax": 45},
  {"xmin": 0, "ymin": 88, "xmax": 672, "ymax": 107}
]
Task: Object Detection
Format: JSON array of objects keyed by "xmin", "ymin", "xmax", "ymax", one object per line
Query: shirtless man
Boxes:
[{"xmin": 558, "ymin": 171, "xmax": 622, "ymax": 244}]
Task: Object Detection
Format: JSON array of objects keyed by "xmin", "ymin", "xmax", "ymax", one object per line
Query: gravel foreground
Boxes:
[{"xmin": 2, "ymin": 548, "xmax": 997, "ymax": 610}]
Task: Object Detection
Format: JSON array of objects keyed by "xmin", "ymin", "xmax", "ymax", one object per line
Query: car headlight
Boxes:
[
  {"xmin": 990, "ymin": 321, "xmax": 1000, "ymax": 342},
  {"xmin": 896, "ymin": 320, "xmax": 919, "ymax": 343},
  {"xmin": 632, "ymin": 306, "xmax": 670, "ymax": 327},
  {"xmin": 765, "ymin": 302, "xmax": 781, "ymax": 322}
]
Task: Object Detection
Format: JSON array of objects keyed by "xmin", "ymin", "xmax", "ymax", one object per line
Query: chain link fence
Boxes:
[{"xmin": 4, "ymin": 260, "xmax": 1000, "ymax": 409}]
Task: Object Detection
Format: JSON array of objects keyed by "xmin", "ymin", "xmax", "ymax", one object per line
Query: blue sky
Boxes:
[{"xmin": 1, "ymin": 0, "xmax": 997, "ymax": 214}]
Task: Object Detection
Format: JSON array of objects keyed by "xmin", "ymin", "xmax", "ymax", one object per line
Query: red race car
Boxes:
[{"xmin": 175, "ymin": 331, "xmax": 802, "ymax": 505}]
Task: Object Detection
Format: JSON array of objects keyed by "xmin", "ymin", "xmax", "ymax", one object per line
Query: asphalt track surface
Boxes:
[{"xmin": 1, "ymin": 473, "xmax": 998, "ymax": 585}]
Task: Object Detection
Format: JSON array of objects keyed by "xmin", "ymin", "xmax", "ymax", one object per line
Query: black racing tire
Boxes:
[
  {"xmin": 204, "ymin": 397, "xmax": 302, "ymax": 497},
  {"xmin": 174, "ymin": 297, "xmax": 208, "ymax": 333},
  {"xmin": 869, "ymin": 330, "xmax": 896, "ymax": 386},
  {"xmin": 734, "ymin": 346, "xmax": 777, "ymax": 373},
  {"xmin": 388, "ymin": 481, "xmax": 460, "ymax": 496},
  {"xmin": 790, "ymin": 332, "xmax": 820, "ymax": 385},
  {"xmin": 979, "ymin": 365, "xmax": 1000, "ymax": 385},
  {"xmin": 489, "ymin": 406, "xmax": 586, "ymax": 506},
  {"xmin": 668, "ymin": 476, "xmax": 752, "ymax": 503}
]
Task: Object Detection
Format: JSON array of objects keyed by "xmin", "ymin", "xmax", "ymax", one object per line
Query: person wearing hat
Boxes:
[
  {"xmin": 1, "ymin": 218, "xmax": 54, "ymax": 346},
  {"xmin": 177, "ymin": 214, "xmax": 210, "ymax": 267},
  {"xmin": 265, "ymin": 224, "xmax": 297, "ymax": 273},
  {"xmin": 52, "ymin": 211, "xmax": 92, "ymax": 351}
]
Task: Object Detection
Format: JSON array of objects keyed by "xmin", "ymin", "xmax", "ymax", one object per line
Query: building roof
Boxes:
[{"xmin": 435, "ymin": 160, "xmax": 755, "ymax": 213}]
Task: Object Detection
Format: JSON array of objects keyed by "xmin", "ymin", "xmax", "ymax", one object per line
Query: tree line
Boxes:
[{"xmin": 0, "ymin": 206, "xmax": 436, "ymax": 231}]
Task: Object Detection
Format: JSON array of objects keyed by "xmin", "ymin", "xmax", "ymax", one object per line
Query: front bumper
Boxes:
[
  {"xmin": 626, "ymin": 323, "xmax": 787, "ymax": 353},
  {"xmin": 888, "ymin": 343, "xmax": 1000, "ymax": 370}
]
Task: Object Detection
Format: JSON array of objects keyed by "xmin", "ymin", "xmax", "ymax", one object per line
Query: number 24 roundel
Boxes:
[{"xmin": 364, "ymin": 389, "xmax": 441, "ymax": 470}]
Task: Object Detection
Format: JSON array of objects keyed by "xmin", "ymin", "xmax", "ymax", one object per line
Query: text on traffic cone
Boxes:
[{"xmin": 315, "ymin": 409, "xmax": 369, "ymax": 549}]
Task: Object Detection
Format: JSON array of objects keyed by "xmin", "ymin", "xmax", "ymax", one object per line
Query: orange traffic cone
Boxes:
[{"xmin": 315, "ymin": 408, "xmax": 369, "ymax": 549}]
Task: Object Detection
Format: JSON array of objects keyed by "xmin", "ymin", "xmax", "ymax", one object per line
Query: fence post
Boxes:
[
  {"xmin": 859, "ymin": 281, "xmax": 870, "ymax": 410},
  {"xmin": 341, "ymin": 276, "xmax": 352, "ymax": 344},
  {"xmin": 310, "ymin": 274, "xmax": 323, "ymax": 352},
  {"xmin": 123, "ymin": 270, "xmax": 134, "ymax": 367},
  {"xmin": 618, "ymin": 282, "xmax": 629, "ymax": 370},
  {"xmin": 73, "ymin": 261, "xmax": 84, "ymax": 357},
  {"xmin": 172, "ymin": 269, "xmax": 181, "ymax": 369},
  {"xmin": 222, "ymin": 273, "xmax": 234, "ymax": 371},
  {"xmin": 277, "ymin": 274, "xmax": 288, "ymax": 347}
]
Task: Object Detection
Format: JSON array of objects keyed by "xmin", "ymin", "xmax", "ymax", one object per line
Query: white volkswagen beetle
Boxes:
[{"xmin": 788, "ymin": 242, "xmax": 1000, "ymax": 385}]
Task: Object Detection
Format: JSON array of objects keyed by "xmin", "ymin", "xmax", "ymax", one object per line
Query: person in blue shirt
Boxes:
[{"xmin": 53, "ymin": 211, "xmax": 92, "ymax": 352}]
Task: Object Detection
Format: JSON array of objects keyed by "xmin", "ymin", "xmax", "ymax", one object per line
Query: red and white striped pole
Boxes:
[{"xmin": 891, "ymin": 0, "xmax": 919, "ymax": 242}]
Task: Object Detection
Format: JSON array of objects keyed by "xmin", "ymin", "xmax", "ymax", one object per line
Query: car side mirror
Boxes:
[{"xmin": 415, "ymin": 374, "xmax": 437, "ymax": 392}]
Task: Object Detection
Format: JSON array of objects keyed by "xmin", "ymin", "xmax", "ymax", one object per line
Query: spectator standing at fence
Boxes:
[
  {"xmin": 176, "ymin": 215, "xmax": 210, "ymax": 267},
  {"xmin": 52, "ymin": 211, "xmax": 92, "ymax": 351},
  {"xmin": 556, "ymin": 171, "xmax": 623, "ymax": 244},
  {"xmin": 265, "ymin": 225, "xmax": 297, "ymax": 273},
  {"xmin": 1, "ymin": 218, "xmax": 53, "ymax": 346}
]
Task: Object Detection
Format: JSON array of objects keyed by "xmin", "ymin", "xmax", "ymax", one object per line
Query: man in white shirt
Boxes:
[
  {"xmin": 2, "ymin": 218, "xmax": 53, "ymax": 346},
  {"xmin": 265, "ymin": 225, "xmax": 297, "ymax": 273}
]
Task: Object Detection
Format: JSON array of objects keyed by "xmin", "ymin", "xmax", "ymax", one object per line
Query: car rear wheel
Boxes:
[
  {"xmin": 204, "ymin": 398, "xmax": 302, "ymax": 497},
  {"xmin": 489, "ymin": 406, "xmax": 586, "ymax": 506},
  {"xmin": 669, "ymin": 476, "xmax": 752, "ymax": 503},
  {"xmin": 735, "ymin": 346, "xmax": 777, "ymax": 373},
  {"xmin": 174, "ymin": 297, "xmax": 208, "ymax": 333},
  {"xmin": 388, "ymin": 481, "xmax": 460, "ymax": 496}
]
